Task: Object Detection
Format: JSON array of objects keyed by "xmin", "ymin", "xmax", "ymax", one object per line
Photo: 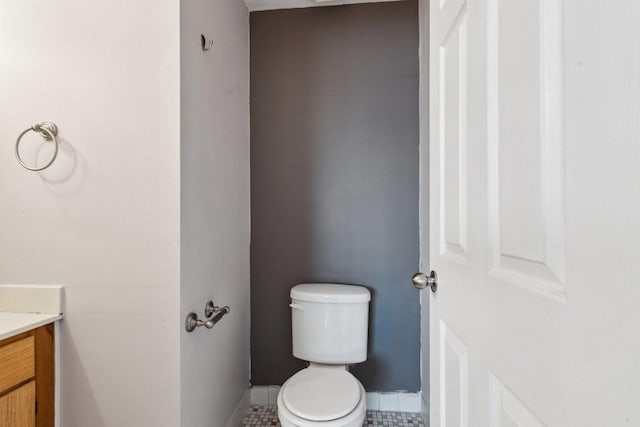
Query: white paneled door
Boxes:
[{"xmin": 423, "ymin": 0, "xmax": 640, "ymax": 426}]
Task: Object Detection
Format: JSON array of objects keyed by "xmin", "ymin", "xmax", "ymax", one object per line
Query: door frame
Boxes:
[{"xmin": 417, "ymin": 0, "xmax": 431, "ymax": 421}]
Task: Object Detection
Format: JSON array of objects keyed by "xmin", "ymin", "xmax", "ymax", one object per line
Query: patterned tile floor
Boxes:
[{"xmin": 242, "ymin": 405, "xmax": 426, "ymax": 427}]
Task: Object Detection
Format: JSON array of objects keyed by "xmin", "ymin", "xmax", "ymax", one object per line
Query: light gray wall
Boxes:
[
  {"xmin": 0, "ymin": 1, "xmax": 180, "ymax": 425},
  {"xmin": 180, "ymin": 0, "xmax": 251, "ymax": 425},
  {"xmin": 250, "ymin": 1, "xmax": 421, "ymax": 392}
]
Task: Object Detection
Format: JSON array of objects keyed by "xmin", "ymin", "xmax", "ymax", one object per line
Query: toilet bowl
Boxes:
[
  {"xmin": 277, "ymin": 284, "xmax": 371, "ymax": 427},
  {"xmin": 277, "ymin": 366, "xmax": 366, "ymax": 427}
]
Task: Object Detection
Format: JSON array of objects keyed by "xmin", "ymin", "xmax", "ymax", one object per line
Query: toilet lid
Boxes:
[{"xmin": 283, "ymin": 368, "xmax": 362, "ymax": 421}]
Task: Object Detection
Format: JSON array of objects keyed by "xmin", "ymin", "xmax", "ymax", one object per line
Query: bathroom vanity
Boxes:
[{"xmin": 0, "ymin": 285, "xmax": 63, "ymax": 427}]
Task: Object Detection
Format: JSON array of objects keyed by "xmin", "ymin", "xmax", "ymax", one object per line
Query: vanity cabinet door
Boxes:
[
  {"xmin": 0, "ymin": 381, "xmax": 36, "ymax": 427},
  {"xmin": 0, "ymin": 324, "xmax": 54, "ymax": 427},
  {"xmin": 0, "ymin": 336, "xmax": 35, "ymax": 392}
]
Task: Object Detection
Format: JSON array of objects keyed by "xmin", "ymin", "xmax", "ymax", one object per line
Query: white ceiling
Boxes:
[{"xmin": 244, "ymin": 0, "xmax": 404, "ymax": 12}]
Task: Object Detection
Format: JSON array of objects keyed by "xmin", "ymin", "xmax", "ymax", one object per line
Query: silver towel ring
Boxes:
[{"xmin": 15, "ymin": 122, "xmax": 59, "ymax": 171}]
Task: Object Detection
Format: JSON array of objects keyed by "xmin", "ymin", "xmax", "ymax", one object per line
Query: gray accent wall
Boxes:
[{"xmin": 250, "ymin": 1, "xmax": 420, "ymax": 392}]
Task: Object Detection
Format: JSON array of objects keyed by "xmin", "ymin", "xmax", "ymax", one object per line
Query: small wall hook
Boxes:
[{"xmin": 201, "ymin": 34, "xmax": 213, "ymax": 51}]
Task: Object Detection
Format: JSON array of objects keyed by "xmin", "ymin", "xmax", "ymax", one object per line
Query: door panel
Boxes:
[
  {"xmin": 440, "ymin": 321, "xmax": 468, "ymax": 427},
  {"xmin": 440, "ymin": 10, "xmax": 468, "ymax": 264},
  {"xmin": 487, "ymin": 0, "xmax": 565, "ymax": 300},
  {"xmin": 489, "ymin": 374, "xmax": 545, "ymax": 427},
  {"xmin": 425, "ymin": 0, "xmax": 640, "ymax": 426}
]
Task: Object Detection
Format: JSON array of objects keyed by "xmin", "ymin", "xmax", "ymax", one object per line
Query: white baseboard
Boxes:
[
  {"xmin": 366, "ymin": 391, "xmax": 422, "ymax": 413},
  {"xmin": 227, "ymin": 389, "xmax": 251, "ymax": 427},
  {"xmin": 249, "ymin": 386, "xmax": 422, "ymax": 413},
  {"xmin": 249, "ymin": 385, "xmax": 281, "ymax": 405}
]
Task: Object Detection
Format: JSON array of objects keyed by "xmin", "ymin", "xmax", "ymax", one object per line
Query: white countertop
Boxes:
[
  {"xmin": 0, "ymin": 312, "xmax": 63, "ymax": 341},
  {"xmin": 0, "ymin": 284, "xmax": 65, "ymax": 341}
]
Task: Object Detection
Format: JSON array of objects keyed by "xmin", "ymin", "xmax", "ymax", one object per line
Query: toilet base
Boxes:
[{"xmin": 277, "ymin": 382, "xmax": 366, "ymax": 427}]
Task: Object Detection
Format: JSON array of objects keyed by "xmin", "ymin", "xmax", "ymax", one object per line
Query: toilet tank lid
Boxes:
[{"xmin": 291, "ymin": 284, "xmax": 371, "ymax": 303}]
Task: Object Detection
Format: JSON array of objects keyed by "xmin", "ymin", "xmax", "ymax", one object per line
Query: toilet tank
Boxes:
[{"xmin": 290, "ymin": 283, "xmax": 371, "ymax": 364}]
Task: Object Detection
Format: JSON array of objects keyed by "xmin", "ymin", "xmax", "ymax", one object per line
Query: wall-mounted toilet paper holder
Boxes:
[{"xmin": 185, "ymin": 300, "xmax": 230, "ymax": 332}]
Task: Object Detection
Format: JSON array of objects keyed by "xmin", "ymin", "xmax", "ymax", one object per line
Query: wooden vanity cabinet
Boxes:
[
  {"xmin": 0, "ymin": 324, "xmax": 55, "ymax": 427},
  {"xmin": 0, "ymin": 382, "xmax": 36, "ymax": 426}
]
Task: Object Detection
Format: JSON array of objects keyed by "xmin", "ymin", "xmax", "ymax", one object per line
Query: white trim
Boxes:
[
  {"xmin": 227, "ymin": 389, "xmax": 251, "ymax": 427},
  {"xmin": 249, "ymin": 386, "xmax": 422, "ymax": 413},
  {"xmin": 417, "ymin": 0, "xmax": 430, "ymax": 423},
  {"xmin": 249, "ymin": 386, "xmax": 281, "ymax": 405},
  {"xmin": 55, "ymin": 320, "xmax": 61, "ymax": 427},
  {"xmin": 420, "ymin": 391, "xmax": 429, "ymax": 423}
]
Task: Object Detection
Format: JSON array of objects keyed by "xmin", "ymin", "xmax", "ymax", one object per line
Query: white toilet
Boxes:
[{"xmin": 277, "ymin": 283, "xmax": 371, "ymax": 427}]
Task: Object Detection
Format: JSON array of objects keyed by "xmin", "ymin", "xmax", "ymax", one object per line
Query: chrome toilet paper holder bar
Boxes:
[{"xmin": 185, "ymin": 300, "xmax": 230, "ymax": 332}]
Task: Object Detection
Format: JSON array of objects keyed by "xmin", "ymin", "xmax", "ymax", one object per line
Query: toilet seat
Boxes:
[
  {"xmin": 277, "ymin": 367, "xmax": 366, "ymax": 427},
  {"xmin": 283, "ymin": 368, "xmax": 361, "ymax": 421}
]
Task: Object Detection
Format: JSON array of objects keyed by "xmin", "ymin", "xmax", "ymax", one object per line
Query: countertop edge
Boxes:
[{"xmin": 0, "ymin": 313, "xmax": 64, "ymax": 341}]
